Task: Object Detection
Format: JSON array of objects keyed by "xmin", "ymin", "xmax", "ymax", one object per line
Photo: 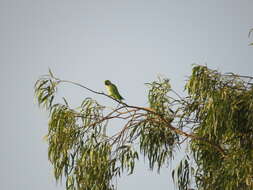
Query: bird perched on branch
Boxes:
[{"xmin": 104, "ymin": 80, "xmax": 124, "ymax": 101}]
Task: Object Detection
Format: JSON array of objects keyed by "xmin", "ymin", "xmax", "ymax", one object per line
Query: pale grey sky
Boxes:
[{"xmin": 0, "ymin": 0, "xmax": 253, "ymax": 190}]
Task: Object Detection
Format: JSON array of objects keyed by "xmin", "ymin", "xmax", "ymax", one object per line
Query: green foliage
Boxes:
[
  {"xmin": 71, "ymin": 141, "xmax": 114, "ymax": 190},
  {"xmin": 34, "ymin": 77, "xmax": 57, "ymax": 109},
  {"xmin": 138, "ymin": 120, "xmax": 176, "ymax": 172},
  {"xmin": 172, "ymin": 156, "xmax": 195, "ymax": 190},
  {"xmin": 35, "ymin": 66, "xmax": 253, "ymax": 190},
  {"xmin": 147, "ymin": 78, "xmax": 172, "ymax": 115},
  {"xmin": 138, "ymin": 79, "xmax": 177, "ymax": 171},
  {"xmin": 183, "ymin": 65, "xmax": 253, "ymax": 190}
]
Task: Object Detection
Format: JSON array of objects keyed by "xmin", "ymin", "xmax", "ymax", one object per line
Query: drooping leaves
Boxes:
[
  {"xmin": 172, "ymin": 155, "xmax": 195, "ymax": 190},
  {"xmin": 137, "ymin": 78, "xmax": 178, "ymax": 172},
  {"xmin": 35, "ymin": 66, "xmax": 253, "ymax": 190},
  {"xmin": 182, "ymin": 65, "xmax": 253, "ymax": 190}
]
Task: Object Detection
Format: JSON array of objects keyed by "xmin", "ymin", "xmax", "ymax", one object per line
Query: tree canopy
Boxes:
[{"xmin": 34, "ymin": 65, "xmax": 253, "ymax": 190}]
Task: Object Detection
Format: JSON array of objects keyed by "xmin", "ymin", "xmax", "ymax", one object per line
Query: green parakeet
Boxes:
[{"xmin": 104, "ymin": 80, "xmax": 124, "ymax": 101}]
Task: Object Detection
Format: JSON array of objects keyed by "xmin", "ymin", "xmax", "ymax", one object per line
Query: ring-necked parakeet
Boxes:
[{"xmin": 104, "ymin": 80, "xmax": 124, "ymax": 101}]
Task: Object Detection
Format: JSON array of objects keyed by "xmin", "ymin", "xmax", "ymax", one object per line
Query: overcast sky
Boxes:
[{"xmin": 1, "ymin": 1, "xmax": 253, "ymax": 190}]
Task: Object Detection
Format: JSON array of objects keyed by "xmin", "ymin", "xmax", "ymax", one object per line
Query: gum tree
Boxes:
[{"xmin": 34, "ymin": 65, "xmax": 253, "ymax": 190}]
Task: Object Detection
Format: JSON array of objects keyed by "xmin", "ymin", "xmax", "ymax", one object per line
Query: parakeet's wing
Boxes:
[{"xmin": 110, "ymin": 83, "xmax": 124, "ymax": 100}]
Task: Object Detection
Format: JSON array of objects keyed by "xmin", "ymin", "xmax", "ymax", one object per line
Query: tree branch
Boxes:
[{"xmin": 52, "ymin": 76, "xmax": 227, "ymax": 157}]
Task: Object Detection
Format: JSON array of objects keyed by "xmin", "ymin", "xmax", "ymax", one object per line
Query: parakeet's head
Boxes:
[{"xmin": 104, "ymin": 80, "xmax": 111, "ymax": 85}]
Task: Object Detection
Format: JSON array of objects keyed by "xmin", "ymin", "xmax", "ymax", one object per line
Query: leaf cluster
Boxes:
[
  {"xmin": 137, "ymin": 79, "xmax": 178, "ymax": 171},
  {"xmin": 180, "ymin": 65, "xmax": 253, "ymax": 190}
]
